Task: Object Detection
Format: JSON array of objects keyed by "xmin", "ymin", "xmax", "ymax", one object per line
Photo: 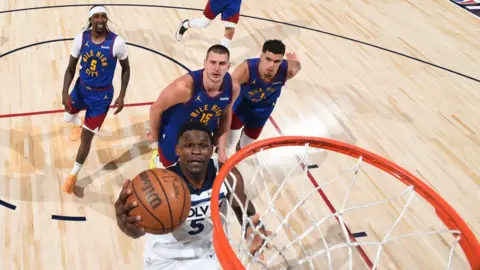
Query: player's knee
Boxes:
[
  {"xmin": 63, "ymin": 112, "xmax": 78, "ymax": 123},
  {"xmin": 244, "ymin": 127, "xmax": 263, "ymax": 139},
  {"xmin": 81, "ymin": 128, "xmax": 95, "ymax": 143}
]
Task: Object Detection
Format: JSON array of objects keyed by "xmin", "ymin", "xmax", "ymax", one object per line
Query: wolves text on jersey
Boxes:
[{"xmin": 185, "ymin": 195, "xmax": 225, "ymax": 236}]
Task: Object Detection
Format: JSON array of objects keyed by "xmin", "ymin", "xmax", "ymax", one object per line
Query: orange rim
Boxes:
[{"xmin": 210, "ymin": 136, "xmax": 480, "ymax": 270}]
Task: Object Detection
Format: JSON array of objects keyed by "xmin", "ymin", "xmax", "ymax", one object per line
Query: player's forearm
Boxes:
[
  {"xmin": 62, "ymin": 68, "xmax": 76, "ymax": 95},
  {"xmin": 232, "ymin": 203, "xmax": 256, "ymax": 226},
  {"xmin": 218, "ymin": 112, "xmax": 231, "ymax": 137},
  {"xmin": 216, "ymin": 132, "xmax": 228, "ymax": 151},
  {"xmin": 118, "ymin": 66, "xmax": 130, "ymax": 98},
  {"xmin": 215, "ymin": 114, "xmax": 231, "ymax": 149},
  {"xmin": 149, "ymin": 108, "xmax": 162, "ymax": 141}
]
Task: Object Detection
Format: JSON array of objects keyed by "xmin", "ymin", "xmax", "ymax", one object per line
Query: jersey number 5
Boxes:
[
  {"xmin": 90, "ymin": 59, "xmax": 97, "ymax": 71},
  {"xmin": 188, "ymin": 219, "xmax": 205, "ymax": 235}
]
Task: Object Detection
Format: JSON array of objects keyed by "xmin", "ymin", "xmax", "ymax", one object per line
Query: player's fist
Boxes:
[
  {"xmin": 286, "ymin": 52, "xmax": 298, "ymax": 61},
  {"xmin": 113, "ymin": 96, "xmax": 125, "ymax": 115},
  {"xmin": 62, "ymin": 94, "xmax": 72, "ymax": 112},
  {"xmin": 145, "ymin": 129, "xmax": 156, "ymax": 143},
  {"xmin": 218, "ymin": 148, "xmax": 228, "ymax": 163}
]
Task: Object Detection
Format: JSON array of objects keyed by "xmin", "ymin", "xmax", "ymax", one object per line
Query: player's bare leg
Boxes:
[
  {"xmin": 62, "ymin": 128, "xmax": 95, "ymax": 194},
  {"xmin": 221, "ymin": 24, "xmax": 235, "ymax": 49}
]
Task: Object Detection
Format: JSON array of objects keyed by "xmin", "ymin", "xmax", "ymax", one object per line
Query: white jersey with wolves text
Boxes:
[{"xmin": 144, "ymin": 158, "xmax": 229, "ymax": 260}]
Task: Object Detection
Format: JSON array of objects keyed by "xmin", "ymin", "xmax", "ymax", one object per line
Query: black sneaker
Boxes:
[{"xmin": 175, "ymin": 19, "xmax": 189, "ymax": 41}]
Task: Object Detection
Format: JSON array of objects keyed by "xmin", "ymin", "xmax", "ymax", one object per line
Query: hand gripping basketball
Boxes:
[
  {"xmin": 115, "ymin": 179, "xmax": 146, "ymax": 239},
  {"xmin": 124, "ymin": 168, "xmax": 192, "ymax": 234}
]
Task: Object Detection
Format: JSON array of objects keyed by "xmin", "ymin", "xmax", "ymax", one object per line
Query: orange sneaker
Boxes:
[
  {"xmin": 62, "ymin": 174, "xmax": 77, "ymax": 194},
  {"xmin": 69, "ymin": 120, "xmax": 83, "ymax": 141}
]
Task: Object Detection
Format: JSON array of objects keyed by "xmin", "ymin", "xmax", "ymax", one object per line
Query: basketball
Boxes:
[{"xmin": 125, "ymin": 168, "xmax": 191, "ymax": 235}]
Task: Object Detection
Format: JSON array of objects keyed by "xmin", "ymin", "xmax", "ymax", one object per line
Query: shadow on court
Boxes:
[
  {"xmin": 0, "ymin": 119, "xmax": 153, "ymax": 221},
  {"xmin": 0, "ymin": 37, "xmax": 7, "ymax": 46}
]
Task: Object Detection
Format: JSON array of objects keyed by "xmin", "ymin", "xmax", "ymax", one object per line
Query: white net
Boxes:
[{"xmin": 213, "ymin": 142, "xmax": 473, "ymax": 269}]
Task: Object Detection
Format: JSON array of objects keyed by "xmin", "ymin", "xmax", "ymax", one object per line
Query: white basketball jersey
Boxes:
[{"xmin": 144, "ymin": 158, "xmax": 229, "ymax": 260}]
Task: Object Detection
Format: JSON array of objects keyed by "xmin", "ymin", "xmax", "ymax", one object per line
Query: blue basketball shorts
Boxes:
[
  {"xmin": 67, "ymin": 79, "xmax": 114, "ymax": 132},
  {"xmin": 157, "ymin": 126, "xmax": 180, "ymax": 167},
  {"xmin": 231, "ymin": 95, "xmax": 274, "ymax": 129},
  {"xmin": 203, "ymin": 0, "xmax": 242, "ymax": 23}
]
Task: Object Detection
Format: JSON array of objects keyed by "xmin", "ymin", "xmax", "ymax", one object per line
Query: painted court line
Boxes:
[
  {"xmin": 51, "ymin": 215, "xmax": 87, "ymax": 221},
  {"xmin": 268, "ymin": 116, "xmax": 374, "ymax": 267},
  {"xmin": 0, "ymin": 102, "xmax": 153, "ymax": 119},
  {"xmin": 0, "ymin": 35, "xmax": 375, "ymax": 267},
  {"xmin": 0, "ymin": 199, "xmax": 17, "ymax": 210}
]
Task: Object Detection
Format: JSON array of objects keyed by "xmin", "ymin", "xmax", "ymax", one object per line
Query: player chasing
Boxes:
[
  {"xmin": 61, "ymin": 5, "xmax": 130, "ymax": 194},
  {"xmin": 175, "ymin": 0, "xmax": 242, "ymax": 49},
  {"xmin": 115, "ymin": 121, "xmax": 272, "ymax": 269},
  {"xmin": 146, "ymin": 44, "xmax": 239, "ymax": 169},
  {"xmin": 227, "ymin": 39, "xmax": 301, "ymax": 152}
]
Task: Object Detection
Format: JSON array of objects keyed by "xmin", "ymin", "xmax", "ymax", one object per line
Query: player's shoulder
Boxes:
[
  {"xmin": 178, "ymin": 72, "xmax": 195, "ymax": 88},
  {"xmin": 188, "ymin": 68, "xmax": 204, "ymax": 77},
  {"xmin": 112, "ymin": 33, "xmax": 125, "ymax": 42},
  {"xmin": 110, "ymin": 33, "xmax": 126, "ymax": 46},
  {"xmin": 243, "ymin": 58, "xmax": 259, "ymax": 68}
]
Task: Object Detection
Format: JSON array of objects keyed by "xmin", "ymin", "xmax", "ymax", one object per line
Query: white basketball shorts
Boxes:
[{"xmin": 143, "ymin": 249, "xmax": 221, "ymax": 270}]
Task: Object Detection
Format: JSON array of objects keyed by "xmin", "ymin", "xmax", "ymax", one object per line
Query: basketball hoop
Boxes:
[{"xmin": 210, "ymin": 136, "xmax": 480, "ymax": 269}]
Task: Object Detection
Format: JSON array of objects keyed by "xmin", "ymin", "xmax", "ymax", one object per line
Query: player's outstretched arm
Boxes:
[
  {"xmin": 215, "ymin": 80, "xmax": 241, "ymax": 162},
  {"xmin": 115, "ymin": 179, "xmax": 146, "ymax": 239},
  {"xmin": 285, "ymin": 52, "xmax": 301, "ymax": 80},
  {"xmin": 148, "ymin": 74, "xmax": 193, "ymax": 142},
  {"xmin": 222, "ymin": 164, "xmax": 273, "ymax": 259}
]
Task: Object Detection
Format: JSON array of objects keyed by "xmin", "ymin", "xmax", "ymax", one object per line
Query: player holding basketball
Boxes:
[
  {"xmin": 175, "ymin": 0, "xmax": 242, "ymax": 49},
  {"xmin": 116, "ymin": 121, "xmax": 271, "ymax": 269},
  {"xmin": 227, "ymin": 39, "xmax": 301, "ymax": 151},
  {"xmin": 147, "ymin": 44, "xmax": 239, "ymax": 168},
  {"xmin": 61, "ymin": 5, "xmax": 130, "ymax": 194}
]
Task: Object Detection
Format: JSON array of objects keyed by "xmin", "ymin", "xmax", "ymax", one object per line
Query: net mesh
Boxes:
[{"xmin": 211, "ymin": 140, "xmax": 477, "ymax": 269}]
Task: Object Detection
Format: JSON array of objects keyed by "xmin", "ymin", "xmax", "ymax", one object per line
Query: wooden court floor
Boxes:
[{"xmin": 0, "ymin": 0, "xmax": 479, "ymax": 269}]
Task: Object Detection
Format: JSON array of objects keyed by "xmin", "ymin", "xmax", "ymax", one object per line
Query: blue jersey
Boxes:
[
  {"xmin": 159, "ymin": 69, "xmax": 233, "ymax": 139},
  {"xmin": 79, "ymin": 31, "xmax": 118, "ymax": 89},
  {"xmin": 240, "ymin": 58, "xmax": 288, "ymax": 107}
]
